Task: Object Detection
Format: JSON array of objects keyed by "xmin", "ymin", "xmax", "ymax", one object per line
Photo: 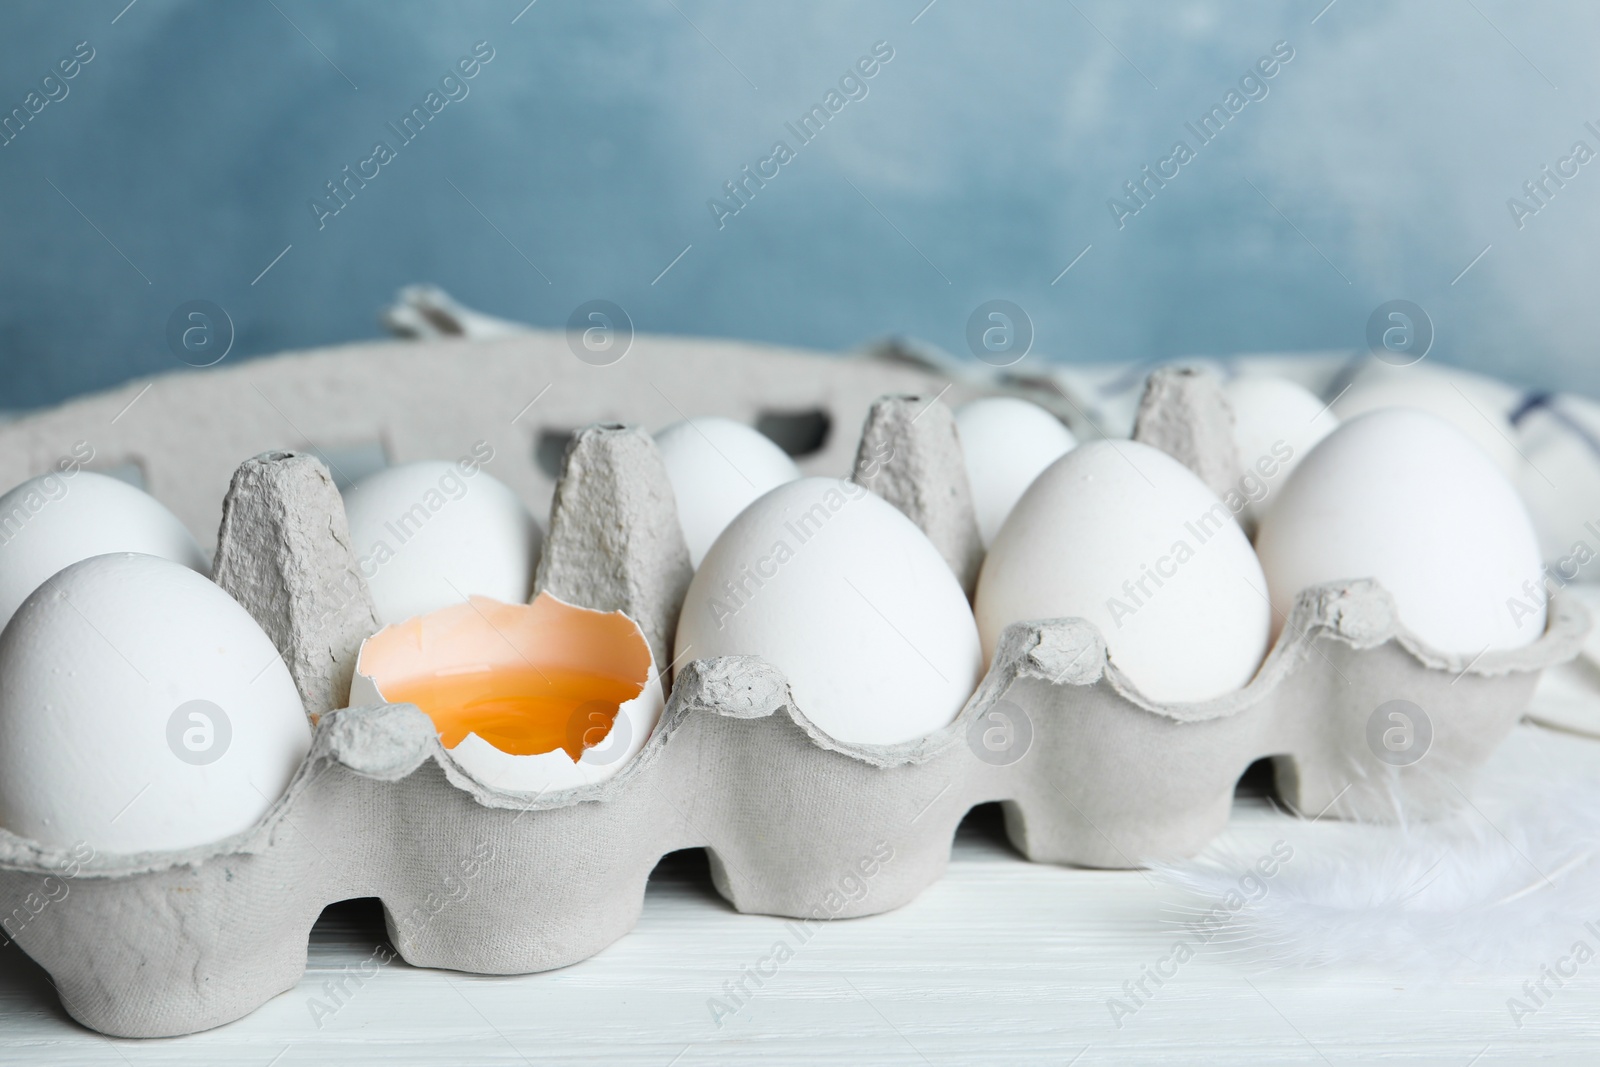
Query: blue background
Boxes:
[{"xmin": 2, "ymin": 0, "xmax": 1597, "ymax": 410}]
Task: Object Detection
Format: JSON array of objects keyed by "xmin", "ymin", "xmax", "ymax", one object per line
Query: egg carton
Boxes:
[
  {"xmin": 0, "ymin": 354, "xmax": 1585, "ymax": 1038},
  {"xmin": 0, "ymin": 331, "xmax": 979, "ymax": 557}
]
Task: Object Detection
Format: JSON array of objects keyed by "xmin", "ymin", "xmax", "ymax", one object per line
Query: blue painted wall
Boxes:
[{"xmin": 2, "ymin": 0, "xmax": 1596, "ymax": 410}]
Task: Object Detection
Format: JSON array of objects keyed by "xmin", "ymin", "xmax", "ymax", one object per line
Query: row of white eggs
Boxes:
[
  {"xmin": 0, "ymin": 374, "xmax": 1546, "ymax": 857},
  {"xmin": 672, "ymin": 381, "xmax": 1543, "ymax": 744}
]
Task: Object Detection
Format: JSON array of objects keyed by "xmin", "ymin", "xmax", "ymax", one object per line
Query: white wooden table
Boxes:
[{"xmin": 5, "ymin": 711, "xmax": 1600, "ymax": 1065}]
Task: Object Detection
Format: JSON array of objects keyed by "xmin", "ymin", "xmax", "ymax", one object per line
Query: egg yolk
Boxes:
[
  {"xmin": 355, "ymin": 594, "xmax": 654, "ymax": 764},
  {"xmin": 381, "ymin": 665, "xmax": 636, "ymax": 761}
]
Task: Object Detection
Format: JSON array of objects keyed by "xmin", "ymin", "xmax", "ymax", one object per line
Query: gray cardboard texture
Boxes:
[
  {"xmin": 0, "ymin": 338, "xmax": 1587, "ymax": 1038},
  {"xmin": 0, "ymin": 331, "xmax": 978, "ymax": 555},
  {"xmin": 212, "ymin": 451, "xmax": 380, "ymax": 720},
  {"xmin": 532, "ymin": 423, "xmax": 693, "ymax": 674},
  {"xmin": 1131, "ymin": 366, "xmax": 1243, "ymax": 498},
  {"xmin": 851, "ymin": 394, "xmax": 985, "ymax": 598}
]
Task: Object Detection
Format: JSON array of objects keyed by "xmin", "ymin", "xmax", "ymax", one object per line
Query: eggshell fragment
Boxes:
[
  {"xmin": 674, "ymin": 477, "xmax": 982, "ymax": 745},
  {"xmin": 0, "ymin": 470, "xmax": 206, "ymax": 634},
  {"xmin": 655, "ymin": 417, "xmax": 801, "ymax": 567},
  {"xmin": 352, "ymin": 592, "xmax": 663, "ymax": 793},
  {"xmin": 976, "ymin": 440, "xmax": 1271, "ymax": 703},
  {"xmin": 341, "ymin": 460, "xmax": 542, "ymax": 626},
  {"xmin": 0, "ymin": 553, "xmax": 311, "ymax": 853},
  {"xmin": 954, "ymin": 397, "xmax": 1077, "ymax": 548},
  {"xmin": 1256, "ymin": 408, "xmax": 1546, "ymax": 653},
  {"xmin": 1221, "ymin": 376, "xmax": 1339, "ymax": 530}
]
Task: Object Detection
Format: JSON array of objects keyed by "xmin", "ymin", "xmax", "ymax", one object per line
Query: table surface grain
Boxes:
[{"xmin": 5, "ymin": 705, "xmax": 1600, "ymax": 1066}]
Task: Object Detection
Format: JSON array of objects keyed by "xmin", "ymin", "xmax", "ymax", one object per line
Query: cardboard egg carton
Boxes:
[{"xmin": 0, "ymin": 359, "xmax": 1585, "ymax": 1038}]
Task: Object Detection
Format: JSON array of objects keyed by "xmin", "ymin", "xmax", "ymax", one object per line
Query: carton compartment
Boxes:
[{"xmin": 0, "ymin": 348, "xmax": 1583, "ymax": 1038}]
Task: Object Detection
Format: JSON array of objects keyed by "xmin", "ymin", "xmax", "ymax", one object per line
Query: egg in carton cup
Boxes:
[{"xmin": 0, "ymin": 370, "xmax": 1586, "ymax": 1039}]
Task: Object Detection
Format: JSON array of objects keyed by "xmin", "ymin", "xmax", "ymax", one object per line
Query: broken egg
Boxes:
[
  {"xmin": 0, "ymin": 470, "xmax": 206, "ymax": 634},
  {"xmin": 350, "ymin": 592, "xmax": 663, "ymax": 793},
  {"xmin": 341, "ymin": 460, "xmax": 542, "ymax": 626},
  {"xmin": 674, "ymin": 477, "xmax": 982, "ymax": 745},
  {"xmin": 954, "ymin": 397, "xmax": 1078, "ymax": 548},
  {"xmin": 0, "ymin": 553, "xmax": 311, "ymax": 853},
  {"xmin": 655, "ymin": 417, "xmax": 801, "ymax": 567}
]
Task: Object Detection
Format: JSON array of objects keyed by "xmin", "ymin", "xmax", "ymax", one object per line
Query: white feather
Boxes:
[{"xmin": 1154, "ymin": 777, "xmax": 1600, "ymax": 974}]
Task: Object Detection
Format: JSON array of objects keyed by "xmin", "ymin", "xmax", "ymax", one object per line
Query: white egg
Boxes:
[
  {"xmin": 1221, "ymin": 376, "xmax": 1339, "ymax": 530},
  {"xmin": 1256, "ymin": 408, "xmax": 1546, "ymax": 653},
  {"xmin": 675, "ymin": 477, "xmax": 981, "ymax": 745},
  {"xmin": 1333, "ymin": 361, "xmax": 1523, "ymax": 478},
  {"xmin": 342, "ymin": 461, "xmax": 542, "ymax": 626},
  {"xmin": 0, "ymin": 470, "xmax": 205, "ymax": 634},
  {"xmin": 0, "ymin": 553, "xmax": 311, "ymax": 853},
  {"xmin": 954, "ymin": 397, "xmax": 1078, "ymax": 548},
  {"xmin": 655, "ymin": 417, "xmax": 801, "ymax": 568},
  {"xmin": 976, "ymin": 440, "xmax": 1271, "ymax": 703}
]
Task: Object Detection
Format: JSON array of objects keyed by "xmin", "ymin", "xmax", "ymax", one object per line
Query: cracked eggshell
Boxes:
[
  {"xmin": 954, "ymin": 397, "xmax": 1078, "ymax": 548},
  {"xmin": 341, "ymin": 460, "xmax": 542, "ymax": 626},
  {"xmin": 674, "ymin": 477, "xmax": 983, "ymax": 746},
  {"xmin": 654, "ymin": 417, "xmax": 802, "ymax": 568},
  {"xmin": 0, "ymin": 470, "xmax": 206, "ymax": 635},
  {"xmin": 976, "ymin": 440, "xmax": 1271, "ymax": 704},
  {"xmin": 351, "ymin": 593, "xmax": 663, "ymax": 794},
  {"xmin": 0, "ymin": 553, "xmax": 311, "ymax": 853},
  {"xmin": 1256, "ymin": 407, "xmax": 1546, "ymax": 653}
]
